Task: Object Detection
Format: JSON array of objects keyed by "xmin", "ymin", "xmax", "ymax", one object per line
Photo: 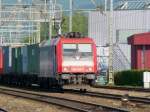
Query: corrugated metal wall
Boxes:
[
  {"xmin": 89, "ymin": 10, "xmax": 150, "ymax": 71},
  {"xmin": 89, "ymin": 10, "xmax": 150, "ymax": 45}
]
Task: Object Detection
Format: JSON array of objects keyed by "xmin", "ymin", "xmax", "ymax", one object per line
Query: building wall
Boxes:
[
  {"xmin": 89, "ymin": 10, "xmax": 150, "ymax": 71},
  {"xmin": 89, "ymin": 10, "xmax": 150, "ymax": 45}
]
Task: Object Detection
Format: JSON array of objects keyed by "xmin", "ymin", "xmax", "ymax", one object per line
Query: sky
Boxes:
[
  {"xmin": 2, "ymin": 0, "xmax": 146, "ymax": 10},
  {"xmin": 2, "ymin": 0, "xmax": 102, "ymax": 10}
]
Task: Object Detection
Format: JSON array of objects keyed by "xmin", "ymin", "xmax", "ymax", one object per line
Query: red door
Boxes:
[
  {"xmin": 0, "ymin": 48, "xmax": 3, "ymax": 74},
  {"xmin": 144, "ymin": 46, "xmax": 150, "ymax": 69}
]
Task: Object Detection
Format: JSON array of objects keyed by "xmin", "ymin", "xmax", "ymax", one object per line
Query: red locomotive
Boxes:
[{"xmin": 40, "ymin": 32, "xmax": 97, "ymax": 85}]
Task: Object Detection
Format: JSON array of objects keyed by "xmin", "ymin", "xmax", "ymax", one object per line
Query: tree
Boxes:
[
  {"xmin": 22, "ymin": 12, "xmax": 88, "ymax": 43},
  {"xmin": 22, "ymin": 22, "xmax": 49, "ymax": 43},
  {"xmin": 72, "ymin": 12, "xmax": 88, "ymax": 36},
  {"xmin": 40, "ymin": 22, "xmax": 49, "ymax": 40},
  {"xmin": 53, "ymin": 12, "xmax": 88, "ymax": 36}
]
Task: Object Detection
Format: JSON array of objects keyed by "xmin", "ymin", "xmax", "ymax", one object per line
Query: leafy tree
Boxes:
[
  {"xmin": 53, "ymin": 12, "xmax": 88, "ymax": 36},
  {"xmin": 72, "ymin": 12, "xmax": 88, "ymax": 36},
  {"xmin": 22, "ymin": 12, "xmax": 88, "ymax": 43},
  {"xmin": 40, "ymin": 22, "xmax": 49, "ymax": 40}
]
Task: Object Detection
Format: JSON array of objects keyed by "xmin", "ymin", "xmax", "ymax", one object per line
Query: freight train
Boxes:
[{"xmin": 0, "ymin": 32, "xmax": 97, "ymax": 88}]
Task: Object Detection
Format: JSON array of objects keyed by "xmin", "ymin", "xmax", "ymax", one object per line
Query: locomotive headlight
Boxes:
[
  {"xmin": 75, "ymin": 55, "xmax": 80, "ymax": 60},
  {"xmin": 88, "ymin": 67, "xmax": 92, "ymax": 71},
  {"xmin": 64, "ymin": 67, "xmax": 68, "ymax": 71}
]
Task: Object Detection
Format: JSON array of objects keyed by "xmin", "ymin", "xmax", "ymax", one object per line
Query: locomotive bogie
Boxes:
[{"xmin": 61, "ymin": 74, "xmax": 71, "ymax": 80}]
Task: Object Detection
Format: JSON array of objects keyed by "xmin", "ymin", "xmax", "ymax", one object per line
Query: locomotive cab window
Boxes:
[
  {"xmin": 63, "ymin": 44, "xmax": 93, "ymax": 61},
  {"xmin": 63, "ymin": 44, "xmax": 77, "ymax": 56},
  {"xmin": 78, "ymin": 44, "xmax": 92, "ymax": 56}
]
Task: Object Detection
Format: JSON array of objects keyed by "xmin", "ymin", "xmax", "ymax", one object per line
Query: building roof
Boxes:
[
  {"xmin": 128, "ymin": 32, "xmax": 150, "ymax": 45},
  {"xmin": 115, "ymin": 0, "xmax": 150, "ymax": 10},
  {"xmin": 3, "ymin": 0, "xmax": 150, "ymax": 11}
]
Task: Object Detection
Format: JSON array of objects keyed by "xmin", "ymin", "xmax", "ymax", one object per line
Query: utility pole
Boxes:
[
  {"xmin": 0, "ymin": 0, "xmax": 1, "ymax": 25},
  {"xmin": 45, "ymin": 0, "xmax": 47, "ymax": 12},
  {"xmin": 105, "ymin": 0, "xmax": 107, "ymax": 12},
  {"xmin": 108, "ymin": 0, "xmax": 114, "ymax": 85},
  {"xmin": 44, "ymin": 0, "xmax": 48, "ymax": 40},
  {"xmin": 29, "ymin": 5, "xmax": 32, "ymax": 44},
  {"xmin": 69, "ymin": 0, "xmax": 73, "ymax": 32},
  {"xmin": 53, "ymin": 1, "xmax": 62, "ymax": 35},
  {"xmin": 49, "ymin": 0, "xmax": 53, "ymax": 40},
  {"xmin": 17, "ymin": 0, "xmax": 22, "ymax": 45},
  {"xmin": 9, "ymin": 31, "xmax": 12, "ymax": 44},
  {"xmin": 57, "ymin": 22, "xmax": 62, "ymax": 35},
  {"xmin": 37, "ymin": 22, "xmax": 41, "ymax": 43}
]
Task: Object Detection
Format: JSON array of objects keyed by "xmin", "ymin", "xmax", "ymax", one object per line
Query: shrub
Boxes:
[{"xmin": 114, "ymin": 70, "xmax": 150, "ymax": 86}]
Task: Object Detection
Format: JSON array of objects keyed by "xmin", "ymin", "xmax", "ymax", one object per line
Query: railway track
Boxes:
[
  {"xmin": 64, "ymin": 89, "xmax": 150, "ymax": 104},
  {"xmin": 0, "ymin": 108, "xmax": 7, "ymax": 112},
  {"xmin": 0, "ymin": 87, "xmax": 129, "ymax": 112},
  {"xmin": 92, "ymin": 85, "xmax": 150, "ymax": 92}
]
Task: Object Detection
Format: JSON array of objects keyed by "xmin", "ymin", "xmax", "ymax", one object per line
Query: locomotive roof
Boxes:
[
  {"xmin": 50, "ymin": 37, "xmax": 95, "ymax": 46},
  {"xmin": 40, "ymin": 36, "xmax": 95, "ymax": 47}
]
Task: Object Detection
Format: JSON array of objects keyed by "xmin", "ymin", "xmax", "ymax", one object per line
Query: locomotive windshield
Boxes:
[{"xmin": 63, "ymin": 44, "xmax": 93, "ymax": 61}]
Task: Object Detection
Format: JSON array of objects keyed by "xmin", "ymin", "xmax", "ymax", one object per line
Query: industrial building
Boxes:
[{"xmin": 88, "ymin": 1, "xmax": 150, "ymax": 72}]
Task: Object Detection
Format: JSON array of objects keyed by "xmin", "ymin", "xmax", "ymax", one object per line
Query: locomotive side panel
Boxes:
[
  {"xmin": 50, "ymin": 46, "xmax": 57, "ymax": 77},
  {"xmin": 93, "ymin": 43, "xmax": 98, "ymax": 74},
  {"xmin": 39, "ymin": 46, "xmax": 56, "ymax": 78},
  {"xmin": 56, "ymin": 39, "xmax": 62, "ymax": 74}
]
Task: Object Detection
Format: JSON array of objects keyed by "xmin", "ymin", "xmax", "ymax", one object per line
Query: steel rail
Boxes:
[
  {"xmin": 65, "ymin": 89, "xmax": 150, "ymax": 104},
  {"xmin": 0, "ymin": 87, "xmax": 129, "ymax": 112},
  {"xmin": 92, "ymin": 85, "xmax": 150, "ymax": 92},
  {"xmin": 0, "ymin": 108, "xmax": 7, "ymax": 112}
]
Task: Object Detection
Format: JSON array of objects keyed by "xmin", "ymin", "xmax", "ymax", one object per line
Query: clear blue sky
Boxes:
[{"xmin": 2, "ymin": 0, "xmax": 102, "ymax": 10}]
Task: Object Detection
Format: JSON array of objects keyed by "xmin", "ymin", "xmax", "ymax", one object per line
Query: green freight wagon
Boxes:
[
  {"xmin": 21, "ymin": 46, "xmax": 28, "ymax": 74},
  {"xmin": 17, "ymin": 47, "xmax": 22, "ymax": 74},
  {"xmin": 12, "ymin": 48, "xmax": 17, "ymax": 73},
  {"xmin": 11, "ymin": 47, "xmax": 22, "ymax": 74},
  {"xmin": 27, "ymin": 44, "xmax": 40, "ymax": 75},
  {"xmin": 2, "ymin": 46, "xmax": 12, "ymax": 74}
]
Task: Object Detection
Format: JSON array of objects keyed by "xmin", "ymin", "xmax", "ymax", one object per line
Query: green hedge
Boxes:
[{"xmin": 114, "ymin": 70, "xmax": 150, "ymax": 86}]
